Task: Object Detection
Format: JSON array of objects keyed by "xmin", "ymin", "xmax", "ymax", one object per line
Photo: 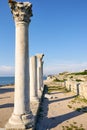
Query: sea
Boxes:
[
  {"xmin": 0, "ymin": 77, "xmax": 15, "ymax": 86},
  {"xmin": 0, "ymin": 76, "xmax": 47, "ymax": 86}
]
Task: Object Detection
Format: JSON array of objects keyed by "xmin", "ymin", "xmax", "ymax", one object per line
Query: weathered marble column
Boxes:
[
  {"xmin": 36, "ymin": 54, "xmax": 44, "ymax": 97},
  {"xmin": 5, "ymin": 1, "xmax": 33, "ymax": 129},
  {"xmin": 30, "ymin": 56, "xmax": 39, "ymax": 102}
]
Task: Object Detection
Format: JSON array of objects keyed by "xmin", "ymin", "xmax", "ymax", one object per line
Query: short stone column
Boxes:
[
  {"xmin": 36, "ymin": 54, "xmax": 44, "ymax": 97},
  {"xmin": 30, "ymin": 56, "xmax": 39, "ymax": 102},
  {"xmin": 5, "ymin": 1, "xmax": 33, "ymax": 129}
]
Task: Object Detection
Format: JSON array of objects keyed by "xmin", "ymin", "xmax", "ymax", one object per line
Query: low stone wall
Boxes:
[{"xmin": 65, "ymin": 79, "xmax": 87, "ymax": 99}]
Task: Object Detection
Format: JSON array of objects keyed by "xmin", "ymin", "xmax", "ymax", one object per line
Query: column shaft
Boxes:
[
  {"xmin": 41, "ymin": 61, "xmax": 44, "ymax": 91},
  {"xmin": 14, "ymin": 22, "xmax": 29, "ymax": 114},
  {"xmin": 37, "ymin": 59, "xmax": 41, "ymax": 91},
  {"xmin": 36, "ymin": 54, "xmax": 44, "ymax": 97},
  {"xmin": 30, "ymin": 56, "xmax": 38, "ymax": 101}
]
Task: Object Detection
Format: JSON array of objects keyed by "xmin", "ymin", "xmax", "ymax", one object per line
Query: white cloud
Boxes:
[
  {"xmin": 0, "ymin": 62, "xmax": 87, "ymax": 77},
  {"xmin": 0, "ymin": 65, "xmax": 14, "ymax": 76},
  {"xmin": 44, "ymin": 62, "xmax": 87, "ymax": 75}
]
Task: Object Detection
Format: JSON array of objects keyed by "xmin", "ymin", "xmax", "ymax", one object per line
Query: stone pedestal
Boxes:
[
  {"xmin": 36, "ymin": 54, "xmax": 44, "ymax": 97},
  {"xmin": 30, "ymin": 56, "xmax": 39, "ymax": 102},
  {"xmin": 5, "ymin": 1, "xmax": 33, "ymax": 129}
]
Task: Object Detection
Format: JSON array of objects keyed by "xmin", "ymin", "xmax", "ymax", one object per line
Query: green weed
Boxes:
[
  {"xmin": 48, "ymin": 86, "xmax": 69, "ymax": 93},
  {"xmin": 62, "ymin": 122, "xmax": 85, "ymax": 130}
]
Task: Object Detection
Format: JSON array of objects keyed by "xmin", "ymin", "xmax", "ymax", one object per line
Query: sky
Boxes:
[{"xmin": 0, "ymin": 0, "xmax": 87, "ymax": 76}]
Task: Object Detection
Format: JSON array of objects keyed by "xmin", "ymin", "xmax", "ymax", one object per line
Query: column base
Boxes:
[
  {"xmin": 41, "ymin": 85, "xmax": 44, "ymax": 92},
  {"xmin": 5, "ymin": 111, "xmax": 34, "ymax": 130},
  {"xmin": 30, "ymin": 96, "xmax": 39, "ymax": 102}
]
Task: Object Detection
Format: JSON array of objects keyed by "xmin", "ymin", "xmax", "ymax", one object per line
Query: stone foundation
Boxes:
[{"xmin": 65, "ymin": 80, "xmax": 87, "ymax": 99}]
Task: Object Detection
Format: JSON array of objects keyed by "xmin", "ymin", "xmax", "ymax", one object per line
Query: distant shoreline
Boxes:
[
  {"xmin": 0, "ymin": 83, "xmax": 14, "ymax": 87},
  {"xmin": 0, "ymin": 76, "xmax": 47, "ymax": 86}
]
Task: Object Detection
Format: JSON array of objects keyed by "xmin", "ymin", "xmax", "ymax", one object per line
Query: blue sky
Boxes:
[{"xmin": 0, "ymin": 0, "xmax": 87, "ymax": 76}]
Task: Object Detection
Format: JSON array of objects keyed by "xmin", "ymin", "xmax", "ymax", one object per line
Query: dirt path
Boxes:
[{"xmin": 35, "ymin": 85, "xmax": 87, "ymax": 130}]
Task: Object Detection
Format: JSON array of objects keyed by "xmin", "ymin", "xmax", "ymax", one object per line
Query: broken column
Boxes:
[
  {"xmin": 30, "ymin": 56, "xmax": 39, "ymax": 102},
  {"xmin": 5, "ymin": 1, "xmax": 33, "ymax": 129},
  {"xmin": 36, "ymin": 54, "xmax": 44, "ymax": 97}
]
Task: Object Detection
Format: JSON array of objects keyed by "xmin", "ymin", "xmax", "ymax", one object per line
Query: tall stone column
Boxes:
[
  {"xmin": 5, "ymin": 1, "xmax": 33, "ymax": 129},
  {"xmin": 36, "ymin": 54, "xmax": 44, "ymax": 97},
  {"xmin": 30, "ymin": 56, "xmax": 39, "ymax": 102}
]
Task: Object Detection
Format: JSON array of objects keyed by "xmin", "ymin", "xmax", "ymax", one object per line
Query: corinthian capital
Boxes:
[{"xmin": 8, "ymin": 0, "xmax": 32, "ymax": 23}]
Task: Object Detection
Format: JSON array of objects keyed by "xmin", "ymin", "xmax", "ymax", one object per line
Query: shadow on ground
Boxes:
[
  {"xmin": 0, "ymin": 87, "xmax": 14, "ymax": 94},
  {"xmin": 0, "ymin": 103, "xmax": 14, "ymax": 109},
  {"xmin": 35, "ymin": 85, "xmax": 85, "ymax": 130},
  {"xmin": 49, "ymin": 94, "xmax": 77, "ymax": 104}
]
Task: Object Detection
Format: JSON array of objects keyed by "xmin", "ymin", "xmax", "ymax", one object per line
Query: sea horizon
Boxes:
[{"xmin": 0, "ymin": 76, "xmax": 47, "ymax": 86}]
